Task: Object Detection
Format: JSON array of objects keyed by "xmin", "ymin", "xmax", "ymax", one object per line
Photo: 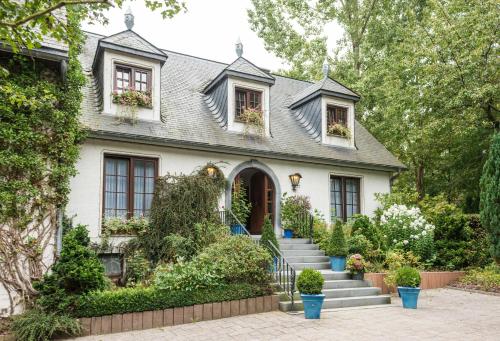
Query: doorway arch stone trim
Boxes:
[{"xmin": 225, "ymin": 159, "xmax": 281, "ymax": 236}]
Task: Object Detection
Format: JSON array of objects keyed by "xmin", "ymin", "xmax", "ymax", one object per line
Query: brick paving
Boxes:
[{"xmin": 69, "ymin": 289, "xmax": 500, "ymax": 341}]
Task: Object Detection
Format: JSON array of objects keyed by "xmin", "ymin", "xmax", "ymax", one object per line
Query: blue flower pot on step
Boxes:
[
  {"xmin": 330, "ymin": 256, "xmax": 346, "ymax": 271},
  {"xmin": 283, "ymin": 229, "xmax": 293, "ymax": 238},
  {"xmin": 231, "ymin": 224, "xmax": 245, "ymax": 235},
  {"xmin": 269, "ymin": 256, "xmax": 278, "ymax": 272},
  {"xmin": 300, "ymin": 294, "xmax": 325, "ymax": 319},
  {"xmin": 398, "ymin": 287, "xmax": 420, "ymax": 309}
]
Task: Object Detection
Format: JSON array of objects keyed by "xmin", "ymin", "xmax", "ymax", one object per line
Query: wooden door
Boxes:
[{"xmin": 249, "ymin": 172, "xmax": 274, "ymax": 234}]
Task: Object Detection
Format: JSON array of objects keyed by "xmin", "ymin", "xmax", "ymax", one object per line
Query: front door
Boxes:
[{"xmin": 248, "ymin": 172, "xmax": 274, "ymax": 234}]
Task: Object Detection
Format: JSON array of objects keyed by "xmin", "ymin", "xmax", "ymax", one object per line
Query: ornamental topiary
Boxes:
[
  {"xmin": 326, "ymin": 220, "xmax": 348, "ymax": 257},
  {"xmin": 260, "ymin": 215, "xmax": 279, "ymax": 257},
  {"xmin": 395, "ymin": 266, "xmax": 421, "ymax": 288},
  {"xmin": 480, "ymin": 132, "xmax": 500, "ymax": 264},
  {"xmin": 297, "ymin": 268, "xmax": 324, "ymax": 295}
]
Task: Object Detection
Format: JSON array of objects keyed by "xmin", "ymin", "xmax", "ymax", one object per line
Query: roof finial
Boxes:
[
  {"xmin": 322, "ymin": 56, "xmax": 330, "ymax": 78},
  {"xmin": 124, "ymin": 6, "xmax": 134, "ymax": 30},
  {"xmin": 235, "ymin": 37, "xmax": 243, "ymax": 58}
]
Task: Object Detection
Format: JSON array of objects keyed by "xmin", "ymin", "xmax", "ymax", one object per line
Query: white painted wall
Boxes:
[
  {"xmin": 321, "ymin": 96, "xmax": 356, "ymax": 149},
  {"xmin": 102, "ymin": 50, "xmax": 161, "ymax": 121},
  {"xmin": 67, "ymin": 139, "xmax": 392, "ymax": 241},
  {"xmin": 227, "ymin": 76, "xmax": 271, "ymax": 137}
]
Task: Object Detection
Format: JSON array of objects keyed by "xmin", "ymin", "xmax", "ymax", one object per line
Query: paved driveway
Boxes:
[{"xmin": 70, "ymin": 289, "xmax": 500, "ymax": 341}]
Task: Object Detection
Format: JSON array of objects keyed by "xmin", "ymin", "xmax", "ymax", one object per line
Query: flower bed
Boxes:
[
  {"xmin": 448, "ymin": 266, "xmax": 500, "ymax": 294},
  {"xmin": 365, "ymin": 271, "xmax": 465, "ymax": 294}
]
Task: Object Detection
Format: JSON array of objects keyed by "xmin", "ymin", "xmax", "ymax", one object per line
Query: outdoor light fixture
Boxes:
[
  {"xmin": 206, "ymin": 165, "xmax": 217, "ymax": 178},
  {"xmin": 289, "ymin": 173, "xmax": 302, "ymax": 191}
]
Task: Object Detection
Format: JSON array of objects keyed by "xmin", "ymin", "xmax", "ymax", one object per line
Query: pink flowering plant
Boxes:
[
  {"xmin": 346, "ymin": 254, "xmax": 367, "ymax": 274},
  {"xmin": 112, "ymin": 89, "xmax": 152, "ymax": 108},
  {"xmin": 380, "ymin": 204, "xmax": 435, "ymax": 262}
]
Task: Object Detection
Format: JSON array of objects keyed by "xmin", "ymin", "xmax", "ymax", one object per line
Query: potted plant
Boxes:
[
  {"xmin": 260, "ymin": 215, "xmax": 280, "ymax": 272},
  {"xmin": 231, "ymin": 182, "xmax": 251, "ymax": 234},
  {"xmin": 346, "ymin": 254, "xmax": 367, "ymax": 280},
  {"xmin": 297, "ymin": 268, "xmax": 325, "ymax": 319},
  {"xmin": 326, "ymin": 220, "xmax": 348, "ymax": 271},
  {"xmin": 327, "ymin": 123, "xmax": 351, "ymax": 138},
  {"xmin": 280, "ymin": 193, "xmax": 311, "ymax": 238},
  {"xmin": 395, "ymin": 266, "xmax": 421, "ymax": 309},
  {"xmin": 240, "ymin": 108, "xmax": 265, "ymax": 136}
]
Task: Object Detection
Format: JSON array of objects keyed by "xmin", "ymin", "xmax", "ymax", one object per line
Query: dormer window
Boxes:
[
  {"xmin": 326, "ymin": 104, "xmax": 351, "ymax": 138},
  {"xmin": 235, "ymin": 87, "xmax": 262, "ymax": 119},
  {"xmin": 114, "ymin": 64, "xmax": 151, "ymax": 94}
]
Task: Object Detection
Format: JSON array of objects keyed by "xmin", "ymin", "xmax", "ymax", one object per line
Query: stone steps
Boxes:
[
  {"xmin": 281, "ymin": 249, "xmax": 325, "ymax": 257},
  {"xmin": 284, "ymin": 255, "xmax": 330, "ymax": 263},
  {"xmin": 279, "ymin": 295, "xmax": 391, "ymax": 312}
]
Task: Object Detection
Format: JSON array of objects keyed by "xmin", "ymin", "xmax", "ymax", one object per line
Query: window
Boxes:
[
  {"xmin": 114, "ymin": 64, "xmax": 151, "ymax": 94},
  {"xmin": 330, "ymin": 176, "xmax": 360, "ymax": 222},
  {"xmin": 235, "ymin": 87, "xmax": 262, "ymax": 118},
  {"xmin": 327, "ymin": 105, "xmax": 348, "ymax": 127},
  {"xmin": 103, "ymin": 155, "xmax": 157, "ymax": 219},
  {"xmin": 99, "ymin": 253, "xmax": 122, "ymax": 277}
]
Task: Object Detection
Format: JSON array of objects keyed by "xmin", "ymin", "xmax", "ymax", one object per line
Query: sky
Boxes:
[{"xmin": 82, "ymin": 0, "xmax": 344, "ymax": 73}]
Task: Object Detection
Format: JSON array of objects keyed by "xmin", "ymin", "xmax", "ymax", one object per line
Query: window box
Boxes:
[
  {"xmin": 327, "ymin": 123, "xmax": 351, "ymax": 138},
  {"xmin": 112, "ymin": 90, "xmax": 152, "ymax": 109}
]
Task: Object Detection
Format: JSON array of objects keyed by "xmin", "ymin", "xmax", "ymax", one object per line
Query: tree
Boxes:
[
  {"xmin": 260, "ymin": 215, "xmax": 279, "ymax": 257},
  {"xmin": 0, "ymin": 0, "xmax": 186, "ymax": 52},
  {"xmin": 480, "ymin": 133, "xmax": 500, "ymax": 263}
]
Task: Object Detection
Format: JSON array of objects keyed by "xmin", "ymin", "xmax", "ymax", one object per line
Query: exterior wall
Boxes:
[
  {"xmin": 67, "ymin": 139, "xmax": 392, "ymax": 241},
  {"xmin": 101, "ymin": 50, "xmax": 161, "ymax": 121},
  {"xmin": 321, "ymin": 96, "xmax": 356, "ymax": 148}
]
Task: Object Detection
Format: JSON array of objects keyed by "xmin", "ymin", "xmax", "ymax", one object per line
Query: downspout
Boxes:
[
  {"xmin": 55, "ymin": 209, "xmax": 63, "ymax": 257},
  {"xmin": 389, "ymin": 168, "xmax": 402, "ymax": 192}
]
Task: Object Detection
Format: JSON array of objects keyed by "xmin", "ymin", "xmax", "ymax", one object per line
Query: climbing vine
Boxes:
[{"xmin": 0, "ymin": 10, "xmax": 85, "ymax": 313}]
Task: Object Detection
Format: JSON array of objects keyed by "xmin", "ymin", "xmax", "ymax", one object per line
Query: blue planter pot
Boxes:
[
  {"xmin": 269, "ymin": 256, "xmax": 278, "ymax": 272},
  {"xmin": 283, "ymin": 229, "xmax": 293, "ymax": 238},
  {"xmin": 398, "ymin": 287, "xmax": 420, "ymax": 309},
  {"xmin": 330, "ymin": 256, "xmax": 346, "ymax": 271},
  {"xmin": 300, "ymin": 294, "xmax": 325, "ymax": 319},
  {"xmin": 230, "ymin": 224, "xmax": 245, "ymax": 235}
]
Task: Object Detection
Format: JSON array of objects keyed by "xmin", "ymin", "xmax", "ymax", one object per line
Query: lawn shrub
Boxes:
[
  {"xmin": 154, "ymin": 260, "xmax": 223, "ymax": 292},
  {"xmin": 74, "ymin": 284, "xmax": 271, "ymax": 317},
  {"xmin": 12, "ymin": 309, "xmax": 82, "ymax": 341},
  {"xmin": 348, "ymin": 234, "xmax": 373, "ymax": 258},
  {"xmin": 297, "ymin": 269, "xmax": 324, "ymax": 295},
  {"xmin": 196, "ymin": 236, "xmax": 272, "ymax": 286},
  {"xmin": 351, "ymin": 214, "xmax": 382, "ymax": 248},
  {"xmin": 123, "ymin": 249, "xmax": 151, "ymax": 287}
]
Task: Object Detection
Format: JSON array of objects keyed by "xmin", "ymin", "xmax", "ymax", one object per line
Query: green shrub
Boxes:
[
  {"xmin": 231, "ymin": 182, "xmax": 252, "ymax": 224},
  {"xmin": 154, "ymin": 260, "xmax": 223, "ymax": 292},
  {"xmin": 297, "ymin": 268, "xmax": 324, "ymax": 295},
  {"xmin": 348, "ymin": 234, "xmax": 373, "ymax": 258},
  {"xmin": 11, "ymin": 309, "xmax": 82, "ymax": 341},
  {"xmin": 35, "ymin": 225, "xmax": 108, "ymax": 313},
  {"xmin": 163, "ymin": 233, "xmax": 196, "ymax": 261},
  {"xmin": 74, "ymin": 284, "xmax": 270, "ymax": 317},
  {"xmin": 193, "ymin": 221, "xmax": 230, "ymax": 252},
  {"xmin": 281, "ymin": 193, "xmax": 311, "ymax": 236},
  {"xmin": 260, "ymin": 215, "xmax": 279, "ymax": 257},
  {"xmin": 312, "ymin": 210, "xmax": 330, "ymax": 250},
  {"xmin": 102, "ymin": 216, "xmax": 148, "ymax": 235},
  {"xmin": 458, "ymin": 264, "xmax": 500, "ymax": 291},
  {"xmin": 326, "ymin": 220, "xmax": 348, "ymax": 257},
  {"xmin": 480, "ymin": 132, "xmax": 500, "ymax": 263},
  {"xmin": 346, "ymin": 254, "xmax": 367, "ymax": 274},
  {"xmin": 124, "ymin": 250, "xmax": 151, "ymax": 287},
  {"xmin": 351, "ymin": 214, "xmax": 382, "ymax": 249},
  {"xmin": 395, "ymin": 266, "xmax": 421, "ymax": 287},
  {"xmin": 196, "ymin": 236, "xmax": 272, "ymax": 286}
]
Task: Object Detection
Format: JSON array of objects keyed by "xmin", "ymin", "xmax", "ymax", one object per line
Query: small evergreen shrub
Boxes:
[
  {"xmin": 312, "ymin": 210, "xmax": 330, "ymax": 250},
  {"xmin": 231, "ymin": 182, "xmax": 252, "ymax": 224},
  {"xmin": 124, "ymin": 250, "xmax": 151, "ymax": 287},
  {"xmin": 395, "ymin": 266, "xmax": 421, "ymax": 288},
  {"xmin": 348, "ymin": 234, "xmax": 373, "ymax": 258},
  {"xmin": 326, "ymin": 220, "xmax": 348, "ymax": 257},
  {"xmin": 74, "ymin": 284, "xmax": 270, "ymax": 317},
  {"xmin": 351, "ymin": 214, "xmax": 382, "ymax": 248},
  {"xmin": 297, "ymin": 269, "xmax": 324, "ymax": 295},
  {"xmin": 260, "ymin": 215, "xmax": 279, "ymax": 257},
  {"xmin": 11, "ymin": 309, "xmax": 82, "ymax": 341}
]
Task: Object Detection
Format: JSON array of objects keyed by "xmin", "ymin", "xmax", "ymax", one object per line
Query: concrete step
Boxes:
[
  {"xmin": 279, "ymin": 243, "xmax": 319, "ymax": 251},
  {"xmin": 285, "ymin": 256, "xmax": 330, "ymax": 263},
  {"xmin": 293, "ymin": 270, "xmax": 350, "ymax": 280},
  {"xmin": 278, "ymin": 238, "xmax": 311, "ymax": 244},
  {"xmin": 280, "ymin": 287, "xmax": 382, "ymax": 301},
  {"xmin": 290, "ymin": 262, "xmax": 331, "ymax": 270},
  {"xmin": 323, "ymin": 280, "xmax": 370, "ymax": 289},
  {"xmin": 281, "ymin": 249, "xmax": 325, "ymax": 257},
  {"xmin": 279, "ymin": 295, "xmax": 391, "ymax": 312}
]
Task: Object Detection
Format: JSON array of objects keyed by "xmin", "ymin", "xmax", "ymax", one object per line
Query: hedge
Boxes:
[{"xmin": 74, "ymin": 283, "xmax": 271, "ymax": 317}]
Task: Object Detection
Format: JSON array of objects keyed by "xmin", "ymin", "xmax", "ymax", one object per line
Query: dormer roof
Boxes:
[
  {"xmin": 290, "ymin": 77, "xmax": 360, "ymax": 109},
  {"xmin": 203, "ymin": 56, "xmax": 275, "ymax": 93},
  {"xmin": 92, "ymin": 30, "xmax": 167, "ymax": 70}
]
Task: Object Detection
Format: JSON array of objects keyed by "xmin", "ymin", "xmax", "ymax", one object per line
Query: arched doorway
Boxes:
[{"xmin": 226, "ymin": 160, "xmax": 281, "ymax": 236}]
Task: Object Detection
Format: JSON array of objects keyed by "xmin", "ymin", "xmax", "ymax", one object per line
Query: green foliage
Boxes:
[
  {"xmin": 11, "ymin": 309, "xmax": 82, "ymax": 341},
  {"xmin": 297, "ymin": 268, "xmax": 324, "ymax": 295},
  {"xmin": 280, "ymin": 193, "xmax": 311, "ymax": 236},
  {"xmin": 346, "ymin": 254, "xmax": 367, "ymax": 274},
  {"xmin": 312, "ymin": 210, "xmax": 330, "ymax": 251},
  {"xmin": 74, "ymin": 283, "xmax": 270, "ymax": 318},
  {"xmin": 144, "ymin": 168, "xmax": 225, "ymax": 264},
  {"xmin": 124, "ymin": 250, "xmax": 151, "ymax": 287},
  {"xmin": 351, "ymin": 214, "xmax": 382, "ymax": 248},
  {"xmin": 395, "ymin": 266, "xmax": 421, "ymax": 288},
  {"xmin": 193, "ymin": 221, "xmax": 230, "ymax": 253},
  {"xmin": 458, "ymin": 264, "xmax": 500, "ymax": 292},
  {"xmin": 348, "ymin": 234, "xmax": 373, "ymax": 258},
  {"xmin": 260, "ymin": 215, "xmax": 279, "ymax": 257},
  {"xmin": 231, "ymin": 182, "xmax": 252, "ymax": 224},
  {"xmin": 35, "ymin": 225, "xmax": 108, "ymax": 313},
  {"xmin": 383, "ymin": 250, "xmax": 421, "ymax": 287},
  {"xmin": 326, "ymin": 220, "xmax": 347, "ymax": 257},
  {"xmin": 480, "ymin": 133, "xmax": 500, "ymax": 263},
  {"xmin": 154, "ymin": 260, "xmax": 223, "ymax": 292},
  {"xmin": 196, "ymin": 236, "xmax": 272, "ymax": 287},
  {"xmin": 102, "ymin": 216, "xmax": 149, "ymax": 236}
]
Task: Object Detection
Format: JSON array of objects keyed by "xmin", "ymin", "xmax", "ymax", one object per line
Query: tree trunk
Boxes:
[{"xmin": 416, "ymin": 163, "xmax": 425, "ymax": 200}]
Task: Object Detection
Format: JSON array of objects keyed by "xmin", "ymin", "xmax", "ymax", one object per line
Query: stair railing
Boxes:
[
  {"xmin": 218, "ymin": 209, "xmax": 297, "ymax": 309},
  {"xmin": 295, "ymin": 210, "xmax": 315, "ymax": 244}
]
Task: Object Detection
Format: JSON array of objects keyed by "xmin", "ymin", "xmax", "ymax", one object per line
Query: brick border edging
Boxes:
[{"xmin": 79, "ymin": 295, "xmax": 279, "ymax": 336}]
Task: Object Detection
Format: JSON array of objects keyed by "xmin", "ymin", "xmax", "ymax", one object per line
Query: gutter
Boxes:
[{"xmin": 88, "ymin": 130, "xmax": 406, "ymax": 173}]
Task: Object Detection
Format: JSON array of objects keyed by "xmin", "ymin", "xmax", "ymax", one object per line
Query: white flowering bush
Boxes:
[{"xmin": 380, "ymin": 204, "xmax": 435, "ymax": 262}]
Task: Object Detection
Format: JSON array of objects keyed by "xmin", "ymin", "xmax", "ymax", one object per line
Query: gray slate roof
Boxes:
[
  {"xmin": 100, "ymin": 30, "xmax": 166, "ymax": 57},
  {"xmin": 290, "ymin": 77, "xmax": 360, "ymax": 108},
  {"xmin": 80, "ymin": 31, "xmax": 404, "ymax": 172},
  {"xmin": 226, "ymin": 57, "xmax": 274, "ymax": 80}
]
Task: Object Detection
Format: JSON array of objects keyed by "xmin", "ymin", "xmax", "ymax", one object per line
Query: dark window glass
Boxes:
[
  {"xmin": 330, "ymin": 176, "xmax": 360, "ymax": 222},
  {"xmin": 235, "ymin": 88, "xmax": 262, "ymax": 118},
  {"xmin": 114, "ymin": 65, "xmax": 151, "ymax": 93},
  {"xmin": 327, "ymin": 105, "xmax": 347, "ymax": 127}
]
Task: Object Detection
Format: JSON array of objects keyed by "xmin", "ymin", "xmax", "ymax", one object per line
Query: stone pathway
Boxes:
[{"xmin": 69, "ymin": 289, "xmax": 500, "ymax": 341}]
